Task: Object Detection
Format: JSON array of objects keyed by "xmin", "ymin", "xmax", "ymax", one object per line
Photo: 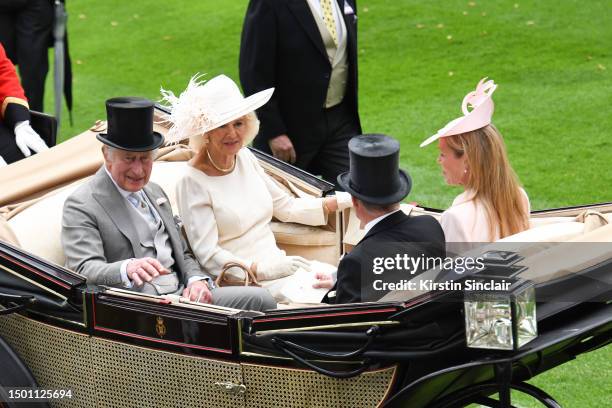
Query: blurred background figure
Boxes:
[
  {"xmin": 0, "ymin": 0, "xmax": 72, "ymax": 123},
  {"xmin": 0, "ymin": 42, "xmax": 49, "ymax": 167},
  {"xmin": 240, "ymin": 0, "xmax": 361, "ymax": 190}
]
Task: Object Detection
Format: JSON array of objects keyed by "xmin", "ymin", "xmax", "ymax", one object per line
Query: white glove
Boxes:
[
  {"xmin": 256, "ymin": 256, "xmax": 312, "ymax": 280},
  {"xmin": 0, "ymin": 155, "xmax": 7, "ymax": 167},
  {"xmin": 335, "ymin": 191, "xmax": 353, "ymax": 211},
  {"xmin": 14, "ymin": 120, "xmax": 49, "ymax": 157}
]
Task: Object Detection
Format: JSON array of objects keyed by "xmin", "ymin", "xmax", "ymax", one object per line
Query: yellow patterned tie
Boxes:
[{"xmin": 320, "ymin": 0, "xmax": 338, "ymax": 46}]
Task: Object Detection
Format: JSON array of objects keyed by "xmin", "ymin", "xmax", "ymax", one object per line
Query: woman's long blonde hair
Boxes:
[{"xmin": 445, "ymin": 124, "xmax": 529, "ymax": 239}]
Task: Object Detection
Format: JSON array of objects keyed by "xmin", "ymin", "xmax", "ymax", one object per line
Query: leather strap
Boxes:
[{"xmin": 215, "ymin": 261, "xmax": 261, "ymax": 287}]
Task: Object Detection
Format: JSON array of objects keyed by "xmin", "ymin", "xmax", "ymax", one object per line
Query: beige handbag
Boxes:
[{"xmin": 215, "ymin": 262, "xmax": 261, "ymax": 287}]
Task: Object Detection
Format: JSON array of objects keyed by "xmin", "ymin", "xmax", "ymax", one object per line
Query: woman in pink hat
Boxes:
[
  {"xmin": 161, "ymin": 74, "xmax": 351, "ymax": 303},
  {"xmin": 421, "ymin": 78, "xmax": 530, "ymax": 242}
]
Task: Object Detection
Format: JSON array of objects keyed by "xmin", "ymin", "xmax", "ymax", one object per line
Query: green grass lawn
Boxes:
[{"xmin": 40, "ymin": 1, "xmax": 610, "ymax": 405}]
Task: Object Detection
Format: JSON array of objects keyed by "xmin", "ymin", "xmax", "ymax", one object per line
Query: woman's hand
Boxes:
[
  {"xmin": 254, "ymin": 256, "xmax": 311, "ymax": 280},
  {"xmin": 323, "ymin": 192, "xmax": 353, "ymax": 213}
]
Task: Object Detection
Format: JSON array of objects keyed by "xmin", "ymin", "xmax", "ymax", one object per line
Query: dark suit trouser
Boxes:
[
  {"xmin": 0, "ymin": 0, "xmax": 54, "ymax": 112},
  {"xmin": 0, "ymin": 121, "xmax": 26, "ymax": 164}
]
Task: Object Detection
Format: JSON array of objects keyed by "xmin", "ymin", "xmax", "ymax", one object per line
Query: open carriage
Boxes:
[{"xmin": 0, "ymin": 108, "xmax": 609, "ymax": 407}]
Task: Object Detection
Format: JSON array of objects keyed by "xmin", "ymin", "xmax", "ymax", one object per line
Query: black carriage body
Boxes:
[{"xmin": 0, "ymin": 231, "xmax": 610, "ymax": 407}]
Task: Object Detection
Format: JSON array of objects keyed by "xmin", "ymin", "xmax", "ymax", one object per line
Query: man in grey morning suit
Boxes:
[{"xmin": 61, "ymin": 97, "xmax": 275, "ymax": 311}]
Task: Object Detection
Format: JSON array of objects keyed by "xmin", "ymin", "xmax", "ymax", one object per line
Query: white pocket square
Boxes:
[
  {"xmin": 344, "ymin": 2, "xmax": 355, "ymax": 15},
  {"xmin": 156, "ymin": 197, "xmax": 168, "ymax": 205}
]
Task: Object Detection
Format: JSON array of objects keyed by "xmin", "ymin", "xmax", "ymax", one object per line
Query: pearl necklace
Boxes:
[{"xmin": 207, "ymin": 150, "xmax": 236, "ymax": 173}]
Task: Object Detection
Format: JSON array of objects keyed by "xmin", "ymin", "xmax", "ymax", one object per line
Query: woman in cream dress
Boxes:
[
  {"xmin": 420, "ymin": 78, "xmax": 530, "ymax": 242},
  {"xmin": 161, "ymin": 75, "xmax": 351, "ymax": 302}
]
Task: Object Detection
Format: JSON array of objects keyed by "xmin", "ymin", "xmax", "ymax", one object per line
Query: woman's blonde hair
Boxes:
[
  {"xmin": 445, "ymin": 124, "xmax": 529, "ymax": 239},
  {"xmin": 189, "ymin": 112, "xmax": 260, "ymax": 153}
]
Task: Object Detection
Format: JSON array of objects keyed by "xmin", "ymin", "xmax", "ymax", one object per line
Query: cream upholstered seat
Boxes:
[
  {"xmin": 8, "ymin": 181, "xmax": 83, "ymax": 266},
  {"xmin": 7, "ymin": 161, "xmax": 341, "ymax": 267},
  {"xmin": 149, "ymin": 161, "xmax": 186, "ymax": 213},
  {"xmin": 497, "ymin": 222, "xmax": 585, "ymax": 243},
  {"xmin": 529, "ymin": 216, "xmax": 575, "ymax": 228}
]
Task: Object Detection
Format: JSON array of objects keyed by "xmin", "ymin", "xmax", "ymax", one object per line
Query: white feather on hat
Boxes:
[{"xmin": 160, "ymin": 73, "xmax": 274, "ymax": 145}]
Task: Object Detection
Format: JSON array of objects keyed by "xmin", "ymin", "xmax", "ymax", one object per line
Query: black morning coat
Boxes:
[
  {"xmin": 325, "ymin": 211, "xmax": 447, "ymax": 304},
  {"xmin": 239, "ymin": 0, "xmax": 361, "ymax": 154}
]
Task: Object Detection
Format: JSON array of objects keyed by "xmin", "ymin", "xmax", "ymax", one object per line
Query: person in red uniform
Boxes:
[{"xmin": 0, "ymin": 43, "xmax": 48, "ymax": 167}]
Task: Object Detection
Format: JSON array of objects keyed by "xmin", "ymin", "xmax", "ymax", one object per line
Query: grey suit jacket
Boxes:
[{"xmin": 61, "ymin": 167, "xmax": 207, "ymax": 287}]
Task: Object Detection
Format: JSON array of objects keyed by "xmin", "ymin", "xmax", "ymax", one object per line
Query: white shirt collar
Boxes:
[{"xmin": 363, "ymin": 209, "xmax": 401, "ymax": 235}]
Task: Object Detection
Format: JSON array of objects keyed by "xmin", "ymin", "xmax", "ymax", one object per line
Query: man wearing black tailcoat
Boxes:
[
  {"xmin": 239, "ymin": 0, "xmax": 361, "ymax": 189},
  {"xmin": 322, "ymin": 134, "xmax": 446, "ymax": 304}
]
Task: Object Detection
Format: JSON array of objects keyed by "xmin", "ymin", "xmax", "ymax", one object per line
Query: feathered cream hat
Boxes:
[
  {"xmin": 160, "ymin": 74, "xmax": 274, "ymax": 145},
  {"xmin": 420, "ymin": 78, "xmax": 497, "ymax": 147}
]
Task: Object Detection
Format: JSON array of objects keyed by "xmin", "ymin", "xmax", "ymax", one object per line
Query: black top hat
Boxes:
[
  {"xmin": 338, "ymin": 134, "xmax": 412, "ymax": 205},
  {"xmin": 97, "ymin": 97, "xmax": 164, "ymax": 151}
]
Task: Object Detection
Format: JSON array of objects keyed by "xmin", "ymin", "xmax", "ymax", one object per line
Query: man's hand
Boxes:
[
  {"xmin": 126, "ymin": 257, "xmax": 169, "ymax": 286},
  {"xmin": 268, "ymin": 134, "xmax": 296, "ymax": 163},
  {"xmin": 14, "ymin": 120, "xmax": 49, "ymax": 157},
  {"xmin": 182, "ymin": 280, "xmax": 213, "ymax": 304},
  {"xmin": 312, "ymin": 271, "xmax": 334, "ymax": 289},
  {"xmin": 0, "ymin": 155, "xmax": 6, "ymax": 168}
]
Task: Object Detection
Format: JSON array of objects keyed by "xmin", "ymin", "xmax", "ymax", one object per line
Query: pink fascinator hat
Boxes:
[{"xmin": 420, "ymin": 78, "xmax": 497, "ymax": 147}]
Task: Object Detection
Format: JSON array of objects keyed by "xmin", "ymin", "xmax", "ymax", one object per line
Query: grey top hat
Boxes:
[{"xmin": 337, "ymin": 134, "xmax": 412, "ymax": 205}]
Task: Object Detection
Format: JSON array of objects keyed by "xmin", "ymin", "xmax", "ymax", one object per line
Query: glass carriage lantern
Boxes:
[{"xmin": 464, "ymin": 277, "xmax": 538, "ymax": 350}]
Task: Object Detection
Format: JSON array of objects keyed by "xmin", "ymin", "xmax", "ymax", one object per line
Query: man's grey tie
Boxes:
[{"xmin": 128, "ymin": 192, "xmax": 156, "ymax": 223}]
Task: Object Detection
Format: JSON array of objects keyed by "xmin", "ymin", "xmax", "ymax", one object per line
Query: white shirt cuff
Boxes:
[
  {"xmin": 120, "ymin": 259, "xmax": 133, "ymax": 288},
  {"xmin": 187, "ymin": 276, "xmax": 214, "ymax": 289}
]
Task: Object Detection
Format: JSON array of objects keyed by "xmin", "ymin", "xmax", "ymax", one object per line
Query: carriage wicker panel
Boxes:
[
  {"xmin": 242, "ymin": 363, "xmax": 396, "ymax": 408},
  {"xmin": 0, "ymin": 313, "xmax": 96, "ymax": 408},
  {"xmin": 91, "ymin": 337, "xmax": 244, "ymax": 408},
  {"xmin": 0, "ymin": 313, "xmax": 396, "ymax": 407}
]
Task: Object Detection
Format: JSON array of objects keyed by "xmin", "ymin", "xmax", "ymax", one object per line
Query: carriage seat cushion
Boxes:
[
  {"xmin": 529, "ymin": 216, "xmax": 575, "ymax": 228},
  {"xmin": 7, "ymin": 161, "xmax": 336, "ymax": 266},
  {"xmin": 270, "ymin": 221, "xmax": 337, "ymax": 246},
  {"xmin": 497, "ymin": 221, "xmax": 585, "ymax": 243},
  {"xmin": 8, "ymin": 181, "xmax": 81, "ymax": 266}
]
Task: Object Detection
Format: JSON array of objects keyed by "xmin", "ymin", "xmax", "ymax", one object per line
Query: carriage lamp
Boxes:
[{"xmin": 464, "ymin": 278, "xmax": 537, "ymax": 350}]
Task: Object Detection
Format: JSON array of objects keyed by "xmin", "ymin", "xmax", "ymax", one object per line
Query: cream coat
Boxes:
[
  {"xmin": 441, "ymin": 188, "xmax": 530, "ymax": 242},
  {"xmin": 176, "ymin": 148, "xmax": 331, "ymax": 301}
]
